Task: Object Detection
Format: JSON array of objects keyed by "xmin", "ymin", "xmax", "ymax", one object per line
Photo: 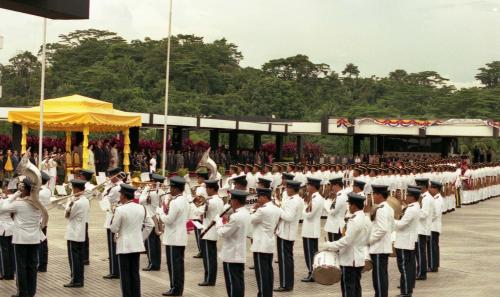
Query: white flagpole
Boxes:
[
  {"xmin": 161, "ymin": 0, "xmax": 173, "ymax": 175},
  {"xmin": 38, "ymin": 18, "xmax": 47, "ymax": 169}
]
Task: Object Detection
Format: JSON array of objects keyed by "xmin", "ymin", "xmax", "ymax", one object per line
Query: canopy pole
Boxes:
[
  {"xmin": 21, "ymin": 125, "xmax": 28, "ymax": 154},
  {"xmin": 65, "ymin": 131, "xmax": 72, "ymax": 178},
  {"xmin": 123, "ymin": 128, "xmax": 131, "ymax": 173},
  {"xmin": 82, "ymin": 126, "xmax": 89, "ymax": 170},
  {"xmin": 161, "ymin": 0, "xmax": 173, "ymax": 176},
  {"xmin": 38, "ymin": 18, "xmax": 47, "ymax": 169}
]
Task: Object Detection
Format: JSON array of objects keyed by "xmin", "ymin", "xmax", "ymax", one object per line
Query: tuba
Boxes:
[
  {"xmin": 16, "ymin": 148, "xmax": 49, "ymax": 227},
  {"xmin": 197, "ymin": 148, "xmax": 218, "ymax": 180}
]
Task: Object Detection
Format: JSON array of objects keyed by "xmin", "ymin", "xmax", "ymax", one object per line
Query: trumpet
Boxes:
[
  {"xmin": 48, "ymin": 172, "xmax": 127, "ymax": 209},
  {"xmin": 192, "ymin": 195, "xmax": 206, "ymax": 207}
]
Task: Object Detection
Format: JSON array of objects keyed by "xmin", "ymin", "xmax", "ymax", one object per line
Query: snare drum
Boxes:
[{"xmin": 312, "ymin": 251, "xmax": 341, "ymax": 285}]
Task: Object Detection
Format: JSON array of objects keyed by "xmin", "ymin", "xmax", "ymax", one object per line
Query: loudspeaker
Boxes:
[{"xmin": 419, "ymin": 128, "xmax": 426, "ymax": 138}]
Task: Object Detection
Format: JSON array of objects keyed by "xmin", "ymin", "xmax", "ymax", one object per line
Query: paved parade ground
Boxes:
[{"xmin": 2, "ymin": 198, "xmax": 500, "ymax": 297}]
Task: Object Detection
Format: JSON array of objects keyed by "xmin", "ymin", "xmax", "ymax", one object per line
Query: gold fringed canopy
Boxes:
[{"xmin": 8, "ymin": 94, "xmax": 142, "ymax": 173}]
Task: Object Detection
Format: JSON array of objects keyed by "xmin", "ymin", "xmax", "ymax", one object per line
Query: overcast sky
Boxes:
[{"xmin": 0, "ymin": 0, "xmax": 499, "ymax": 87}]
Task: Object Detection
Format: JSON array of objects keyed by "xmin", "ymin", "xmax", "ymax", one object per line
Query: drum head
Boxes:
[
  {"xmin": 312, "ymin": 266, "xmax": 341, "ymax": 285},
  {"xmin": 362, "ymin": 260, "xmax": 373, "ymax": 273}
]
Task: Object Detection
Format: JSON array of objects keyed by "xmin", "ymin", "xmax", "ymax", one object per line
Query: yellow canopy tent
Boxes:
[{"xmin": 8, "ymin": 94, "xmax": 142, "ymax": 173}]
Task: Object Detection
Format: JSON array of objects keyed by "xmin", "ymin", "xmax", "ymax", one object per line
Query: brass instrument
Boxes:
[
  {"xmin": 48, "ymin": 172, "xmax": 127, "ymax": 209},
  {"xmin": 304, "ymin": 191, "xmax": 313, "ymax": 212},
  {"xmin": 16, "ymin": 148, "xmax": 49, "ymax": 227},
  {"xmin": 273, "ymin": 185, "xmax": 283, "ymax": 207},
  {"xmin": 200, "ymin": 206, "xmax": 233, "ymax": 238},
  {"xmin": 64, "ymin": 192, "xmax": 82, "ymax": 219},
  {"xmin": 197, "ymin": 148, "xmax": 218, "ymax": 180}
]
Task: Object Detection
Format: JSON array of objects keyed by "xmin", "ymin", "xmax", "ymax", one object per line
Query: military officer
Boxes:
[
  {"xmin": 324, "ymin": 177, "xmax": 348, "ymax": 242},
  {"xmin": 415, "ymin": 178, "xmax": 434, "ymax": 280},
  {"xmin": 102, "ymin": 167, "xmax": 123, "ymax": 279},
  {"xmin": 0, "ymin": 178, "xmax": 45, "ymax": 297},
  {"xmin": 192, "ymin": 171, "xmax": 209, "ymax": 259},
  {"xmin": 251, "ymin": 187, "xmax": 282, "ymax": 297},
  {"xmin": 139, "ymin": 173, "xmax": 166, "ymax": 271},
  {"xmin": 157, "ymin": 176, "xmax": 189, "ymax": 296},
  {"xmin": 0, "ymin": 179, "xmax": 17, "ymax": 280},
  {"xmin": 63, "ymin": 179, "xmax": 90, "ymax": 288},
  {"xmin": 110, "ymin": 183, "xmax": 154, "ymax": 297},
  {"xmin": 216, "ymin": 189, "xmax": 251, "ymax": 297},
  {"xmin": 38, "ymin": 172, "xmax": 51, "ymax": 272},
  {"xmin": 195, "ymin": 179, "xmax": 224, "ymax": 286},
  {"xmin": 429, "ymin": 180, "xmax": 443, "ymax": 272},
  {"xmin": 301, "ymin": 177, "xmax": 324, "ymax": 282},
  {"xmin": 274, "ymin": 180, "xmax": 303, "ymax": 292},
  {"xmin": 322, "ymin": 192, "xmax": 368, "ymax": 297},
  {"xmin": 368, "ymin": 185, "xmax": 394, "ymax": 297},
  {"xmin": 394, "ymin": 187, "xmax": 420, "ymax": 297},
  {"xmin": 79, "ymin": 169, "xmax": 95, "ymax": 266}
]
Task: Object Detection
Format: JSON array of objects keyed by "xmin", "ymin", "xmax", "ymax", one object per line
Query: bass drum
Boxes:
[
  {"xmin": 312, "ymin": 251, "xmax": 341, "ymax": 285},
  {"xmin": 362, "ymin": 247, "xmax": 373, "ymax": 273}
]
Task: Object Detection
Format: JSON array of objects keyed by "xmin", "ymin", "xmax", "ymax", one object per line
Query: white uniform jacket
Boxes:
[
  {"xmin": 301, "ymin": 192, "xmax": 324, "ymax": 239},
  {"xmin": 324, "ymin": 190, "xmax": 348, "ymax": 234},
  {"xmin": 250, "ymin": 202, "xmax": 282, "ymax": 254},
  {"xmin": 368, "ymin": 201, "xmax": 394, "ymax": 254},
  {"xmin": 194, "ymin": 195, "xmax": 224, "ymax": 241},
  {"xmin": 394, "ymin": 202, "xmax": 419, "ymax": 250},
  {"xmin": 0, "ymin": 196, "xmax": 45, "ymax": 244},
  {"xmin": 431, "ymin": 193, "xmax": 444, "ymax": 233},
  {"xmin": 0, "ymin": 195, "xmax": 16, "ymax": 236},
  {"xmin": 417, "ymin": 191, "xmax": 434, "ymax": 236},
  {"xmin": 102, "ymin": 181, "xmax": 122, "ymax": 228},
  {"xmin": 276, "ymin": 194, "xmax": 303, "ymax": 241},
  {"xmin": 216, "ymin": 207, "xmax": 250, "ymax": 263},
  {"xmin": 110, "ymin": 202, "xmax": 154, "ymax": 254},
  {"xmin": 64, "ymin": 196, "xmax": 90, "ymax": 242},
  {"xmin": 158, "ymin": 194, "xmax": 189, "ymax": 246},
  {"xmin": 323, "ymin": 210, "xmax": 368, "ymax": 267}
]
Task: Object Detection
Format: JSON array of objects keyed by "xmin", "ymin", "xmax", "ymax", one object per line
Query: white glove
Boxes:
[{"xmin": 320, "ymin": 241, "xmax": 333, "ymax": 251}]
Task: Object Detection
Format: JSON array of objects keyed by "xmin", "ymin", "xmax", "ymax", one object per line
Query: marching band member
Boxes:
[
  {"xmin": 415, "ymin": 178, "xmax": 434, "ymax": 281},
  {"xmin": 157, "ymin": 176, "xmax": 189, "ymax": 296},
  {"xmin": 274, "ymin": 180, "xmax": 303, "ymax": 292},
  {"xmin": 63, "ymin": 179, "xmax": 90, "ymax": 288},
  {"xmin": 102, "ymin": 167, "xmax": 123, "ymax": 279},
  {"xmin": 191, "ymin": 171, "xmax": 208, "ymax": 259},
  {"xmin": 0, "ymin": 179, "xmax": 17, "ymax": 281},
  {"xmin": 368, "ymin": 185, "xmax": 394, "ymax": 297},
  {"xmin": 301, "ymin": 177, "xmax": 324, "ymax": 282},
  {"xmin": 139, "ymin": 173, "xmax": 166, "ymax": 271},
  {"xmin": 79, "ymin": 169, "xmax": 95, "ymax": 266},
  {"xmin": 250, "ymin": 187, "xmax": 282, "ymax": 297},
  {"xmin": 216, "ymin": 189, "xmax": 251, "ymax": 297},
  {"xmin": 322, "ymin": 192, "xmax": 368, "ymax": 297},
  {"xmin": 0, "ymin": 178, "xmax": 45, "ymax": 297},
  {"xmin": 394, "ymin": 188, "xmax": 420, "ymax": 297},
  {"xmin": 324, "ymin": 177, "xmax": 348, "ymax": 242},
  {"xmin": 428, "ymin": 181, "xmax": 444, "ymax": 272},
  {"xmin": 110, "ymin": 183, "xmax": 154, "ymax": 297},
  {"xmin": 37, "ymin": 172, "xmax": 51, "ymax": 272},
  {"xmin": 195, "ymin": 179, "xmax": 224, "ymax": 286}
]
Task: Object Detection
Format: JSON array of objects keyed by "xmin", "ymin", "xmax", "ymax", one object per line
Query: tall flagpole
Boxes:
[
  {"xmin": 161, "ymin": 0, "xmax": 173, "ymax": 175},
  {"xmin": 38, "ymin": 18, "xmax": 47, "ymax": 169}
]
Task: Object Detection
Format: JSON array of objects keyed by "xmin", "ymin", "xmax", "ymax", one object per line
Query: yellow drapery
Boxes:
[
  {"xmin": 123, "ymin": 129, "xmax": 130, "ymax": 173},
  {"xmin": 65, "ymin": 131, "xmax": 72, "ymax": 177},
  {"xmin": 21, "ymin": 125, "xmax": 28, "ymax": 154},
  {"xmin": 82, "ymin": 126, "xmax": 89, "ymax": 170}
]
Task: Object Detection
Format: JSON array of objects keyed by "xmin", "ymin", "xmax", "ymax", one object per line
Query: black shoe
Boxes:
[
  {"xmin": 83, "ymin": 261, "xmax": 90, "ymax": 266},
  {"xmin": 301, "ymin": 275, "xmax": 314, "ymax": 282},
  {"xmin": 143, "ymin": 267, "xmax": 160, "ymax": 271},
  {"xmin": 162, "ymin": 290, "xmax": 182, "ymax": 296},
  {"xmin": 3, "ymin": 276, "xmax": 14, "ymax": 280},
  {"xmin": 274, "ymin": 259, "xmax": 279, "ymax": 263},
  {"xmin": 395, "ymin": 295, "xmax": 412, "ymax": 297},
  {"xmin": 274, "ymin": 287, "xmax": 292, "ymax": 292},
  {"xmin": 416, "ymin": 276, "xmax": 427, "ymax": 280},
  {"xmin": 429, "ymin": 269, "xmax": 438, "ymax": 272},
  {"xmin": 249, "ymin": 265, "xmax": 255, "ymax": 270},
  {"xmin": 198, "ymin": 282, "xmax": 215, "ymax": 286},
  {"xmin": 64, "ymin": 283, "xmax": 83, "ymax": 288},
  {"xmin": 193, "ymin": 253, "xmax": 203, "ymax": 258},
  {"xmin": 38, "ymin": 268, "xmax": 47, "ymax": 272},
  {"xmin": 103, "ymin": 274, "xmax": 119, "ymax": 279}
]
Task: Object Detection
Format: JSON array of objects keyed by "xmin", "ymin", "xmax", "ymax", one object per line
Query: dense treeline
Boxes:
[{"xmin": 0, "ymin": 29, "xmax": 499, "ymax": 153}]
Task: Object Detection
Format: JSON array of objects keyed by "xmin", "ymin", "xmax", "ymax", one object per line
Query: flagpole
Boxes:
[
  {"xmin": 161, "ymin": 0, "xmax": 173, "ymax": 175},
  {"xmin": 38, "ymin": 18, "xmax": 47, "ymax": 169}
]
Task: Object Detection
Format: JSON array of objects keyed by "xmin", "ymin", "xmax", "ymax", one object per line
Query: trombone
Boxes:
[{"xmin": 48, "ymin": 172, "xmax": 126, "ymax": 209}]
